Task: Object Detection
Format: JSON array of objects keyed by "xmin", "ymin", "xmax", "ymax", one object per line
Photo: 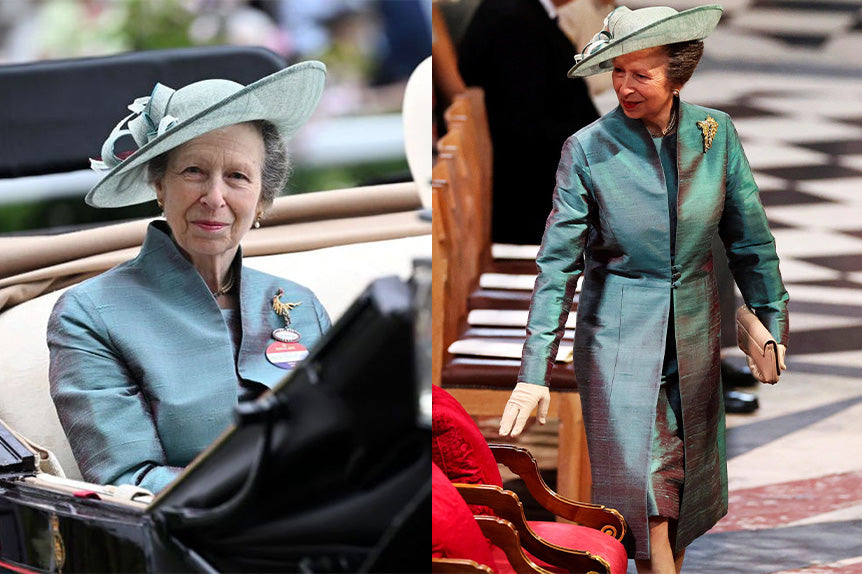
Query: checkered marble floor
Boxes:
[{"xmin": 666, "ymin": 71, "xmax": 862, "ymax": 573}]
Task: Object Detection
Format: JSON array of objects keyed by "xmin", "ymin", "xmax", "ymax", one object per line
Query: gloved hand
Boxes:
[
  {"xmin": 499, "ymin": 383, "xmax": 551, "ymax": 437},
  {"xmin": 746, "ymin": 343, "xmax": 787, "ymax": 384}
]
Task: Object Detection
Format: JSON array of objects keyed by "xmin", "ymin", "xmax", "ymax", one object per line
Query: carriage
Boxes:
[{"xmin": 0, "ymin": 46, "xmax": 430, "ymax": 573}]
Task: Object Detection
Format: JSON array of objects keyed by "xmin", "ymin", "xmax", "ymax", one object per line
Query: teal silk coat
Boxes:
[
  {"xmin": 48, "ymin": 221, "xmax": 331, "ymax": 493},
  {"xmin": 518, "ymin": 102, "xmax": 789, "ymax": 558}
]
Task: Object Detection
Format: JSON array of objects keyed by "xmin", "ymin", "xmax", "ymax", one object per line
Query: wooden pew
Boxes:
[{"xmin": 433, "ymin": 94, "xmax": 591, "ymax": 502}]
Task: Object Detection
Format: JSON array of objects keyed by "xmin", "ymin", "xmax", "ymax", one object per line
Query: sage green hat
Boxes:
[
  {"xmin": 86, "ymin": 60, "xmax": 326, "ymax": 208},
  {"xmin": 567, "ymin": 5, "xmax": 723, "ymax": 78}
]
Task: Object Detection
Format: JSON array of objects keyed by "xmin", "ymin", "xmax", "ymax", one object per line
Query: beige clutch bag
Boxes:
[{"xmin": 736, "ymin": 305, "xmax": 780, "ymax": 384}]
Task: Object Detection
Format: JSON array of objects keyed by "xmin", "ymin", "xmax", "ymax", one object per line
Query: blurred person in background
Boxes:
[
  {"xmin": 457, "ymin": 0, "xmax": 602, "ymax": 246},
  {"xmin": 3, "ymin": 1, "xmax": 428, "ymax": 112}
]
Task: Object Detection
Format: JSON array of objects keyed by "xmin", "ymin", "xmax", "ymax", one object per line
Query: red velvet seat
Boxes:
[{"xmin": 432, "ymin": 385, "xmax": 629, "ymax": 574}]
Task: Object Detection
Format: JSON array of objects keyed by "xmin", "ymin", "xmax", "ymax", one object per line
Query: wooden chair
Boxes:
[
  {"xmin": 433, "ymin": 518, "xmax": 548, "ymax": 573},
  {"xmin": 433, "ymin": 461, "xmax": 556, "ymax": 574},
  {"xmin": 432, "ymin": 386, "xmax": 628, "ymax": 574}
]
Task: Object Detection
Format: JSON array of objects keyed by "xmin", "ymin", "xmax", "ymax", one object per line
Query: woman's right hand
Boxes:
[{"xmin": 499, "ymin": 383, "xmax": 551, "ymax": 437}]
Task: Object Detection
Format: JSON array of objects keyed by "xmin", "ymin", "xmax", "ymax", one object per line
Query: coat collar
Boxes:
[
  {"xmin": 137, "ymin": 220, "xmax": 244, "ymax": 301},
  {"xmin": 137, "ymin": 221, "xmax": 270, "ymax": 385},
  {"xmin": 602, "ymin": 99, "xmax": 713, "ymax": 175},
  {"xmin": 606, "ymin": 98, "xmax": 701, "ymax": 137},
  {"xmin": 127, "ymin": 221, "xmax": 309, "ymax": 390}
]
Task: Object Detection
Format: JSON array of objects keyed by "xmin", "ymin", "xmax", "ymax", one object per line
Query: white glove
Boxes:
[
  {"xmin": 499, "ymin": 383, "xmax": 551, "ymax": 438},
  {"xmin": 746, "ymin": 343, "xmax": 787, "ymax": 385}
]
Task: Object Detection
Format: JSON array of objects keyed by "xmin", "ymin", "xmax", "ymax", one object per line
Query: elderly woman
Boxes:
[
  {"xmin": 498, "ymin": 6, "xmax": 789, "ymax": 573},
  {"xmin": 48, "ymin": 62, "xmax": 331, "ymax": 495}
]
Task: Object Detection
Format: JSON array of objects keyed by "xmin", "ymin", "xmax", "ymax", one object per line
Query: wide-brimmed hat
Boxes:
[
  {"xmin": 567, "ymin": 5, "xmax": 722, "ymax": 78},
  {"xmin": 85, "ymin": 60, "xmax": 326, "ymax": 208}
]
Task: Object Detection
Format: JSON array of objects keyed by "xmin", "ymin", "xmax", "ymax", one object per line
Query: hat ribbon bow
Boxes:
[
  {"xmin": 574, "ymin": 9, "xmax": 619, "ymax": 63},
  {"xmin": 90, "ymin": 84, "xmax": 179, "ymax": 172}
]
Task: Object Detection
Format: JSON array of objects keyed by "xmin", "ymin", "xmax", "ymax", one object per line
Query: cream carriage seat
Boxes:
[{"xmin": 0, "ymin": 183, "xmax": 430, "ymax": 482}]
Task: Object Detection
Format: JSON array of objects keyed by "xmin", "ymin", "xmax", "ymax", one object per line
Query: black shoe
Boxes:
[
  {"xmin": 724, "ymin": 389, "xmax": 759, "ymax": 414},
  {"xmin": 721, "ymin": 361, "xmax": 758, "ymax": 388}
]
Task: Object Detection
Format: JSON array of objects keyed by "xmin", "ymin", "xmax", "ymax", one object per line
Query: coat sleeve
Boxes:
[
  {"xmin": 518, "ymin": 137, "xmax": 594, "ymax": 386},
  {"xmin": 312, "ymin": 293, "xmax": 332, "ymax": 333},
  {"xmin": 718, "ymin": 116, "xmax": 790, "ymax": 345},
  {"xmin": 47, "ymin": 289, "xmax": 181, "ymax": 493}
]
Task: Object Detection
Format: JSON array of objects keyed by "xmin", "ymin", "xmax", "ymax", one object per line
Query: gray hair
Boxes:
[
  {"xmin": 664, "ymin": 40, "xmax": 704, "ymax": 88},
  {"xmin": 146, "ymin": 120, "xmax": 290, "ymax": 209}
]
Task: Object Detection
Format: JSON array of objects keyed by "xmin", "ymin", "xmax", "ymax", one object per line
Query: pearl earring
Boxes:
[{"xmin": 253, "ymin": 218, "xmax": 261, "ymax": 229}]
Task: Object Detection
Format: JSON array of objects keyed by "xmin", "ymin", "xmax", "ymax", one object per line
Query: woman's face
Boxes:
[
  {"xmin": 155, "ymin": 123, "xmax": 265, "ymax": 266},
  {"xmin": 612, "ymin": 47, "xmax": 678, "ymax": 130}
]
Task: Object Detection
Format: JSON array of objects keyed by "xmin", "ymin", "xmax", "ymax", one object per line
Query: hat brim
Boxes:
[
  {"xmin": 85, "ymin": 60, "xmax": 326, "ymax": 208},
  {"xmin": 567, "ymin": 5, "xmax": 722, "ymax": 78}
]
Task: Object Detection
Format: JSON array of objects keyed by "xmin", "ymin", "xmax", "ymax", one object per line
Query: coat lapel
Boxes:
[
  {"xmin": 237, "ymin": 262, "xmax": 284, "ymax": 388},
  {"xmin": 675, "ymin": 101, "xmax": 725, "ymax": 260},
  {"xmin": 677, "ymin": 101, "xmax": 705, "ymax": 213}
]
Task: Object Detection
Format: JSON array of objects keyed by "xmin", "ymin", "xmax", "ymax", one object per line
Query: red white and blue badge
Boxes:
[{"xmin": 265, "ymin": 341, "xmax": 309, "ymax": 370}]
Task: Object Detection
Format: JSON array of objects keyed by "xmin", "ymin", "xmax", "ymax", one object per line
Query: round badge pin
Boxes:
[
  {"xmin": 265, "ymin": 341, "xmax": 309, "ymax": 370},
  {"xmin": 272, "ymin": 328, "xmax": 302, "ymax": 343}
]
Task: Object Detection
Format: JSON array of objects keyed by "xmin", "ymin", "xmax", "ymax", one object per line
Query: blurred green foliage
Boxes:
[
  {"xmin": 38, "ymin": 0, "xmax": 205, "ymax": 59},
  {"xmin": 123, "ymin": 0, "xmax": 208, "ymax": 52}
]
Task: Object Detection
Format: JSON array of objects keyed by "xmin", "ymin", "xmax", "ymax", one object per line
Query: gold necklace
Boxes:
[{"xmin": 212, "ymin": 268, "xmax": 235, "ymax": 298}]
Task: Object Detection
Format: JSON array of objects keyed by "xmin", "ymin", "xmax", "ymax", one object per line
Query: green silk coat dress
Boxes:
[
  {"xmin": 48, "ymin": 221, "xmax": 331, "ymax": 493},
  {"xmin": 518, "ymin": 101, "xmax": 789, "ymax": 558}
]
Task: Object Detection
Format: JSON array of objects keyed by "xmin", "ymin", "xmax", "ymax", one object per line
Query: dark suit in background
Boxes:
[{"xmin": 458, "ymin": 0, "xmax": 600, "ymax": 245}]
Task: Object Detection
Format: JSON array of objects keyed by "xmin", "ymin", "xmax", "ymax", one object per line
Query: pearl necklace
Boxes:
[{"xmin": 212, "ymin": 268, "xmax": 235, "ymax": 298}]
